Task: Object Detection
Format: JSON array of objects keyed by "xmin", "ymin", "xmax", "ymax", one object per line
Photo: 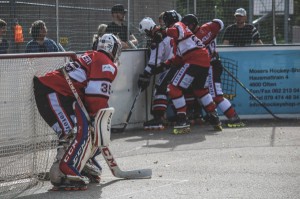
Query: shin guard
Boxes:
[
  {"xmin": 195, "ymin": 89, "xmax": 216, "ymax": 113},
  {"xmin": 168, "ymin": 84, "xmax": 186, "ymax": 114}
]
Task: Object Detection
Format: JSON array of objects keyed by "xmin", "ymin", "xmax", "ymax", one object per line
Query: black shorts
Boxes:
[{"xmin": 171, "ymin": 63, "xmax": 209, "ymax": 90}]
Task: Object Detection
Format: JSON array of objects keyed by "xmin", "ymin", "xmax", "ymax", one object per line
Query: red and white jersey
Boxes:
[
  {"xmin": 165, "ymin": 21, "xmax": 210, "ymax": 67},
  {"xmin": 194, "ymin": 21, "xmax": 222, "ymax": 60},
  {"xmin": 38, "ymin": 51, "xmax": 118, "ymax": 116}
]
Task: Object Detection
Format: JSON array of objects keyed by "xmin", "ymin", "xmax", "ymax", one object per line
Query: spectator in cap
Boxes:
[
  {"xmin": 222, "ymin": 8, "xmax": 263, "ymax": 46},
  {"xmin": 105, "ymin": 4, "xmax": 138, "ymax": 49}
]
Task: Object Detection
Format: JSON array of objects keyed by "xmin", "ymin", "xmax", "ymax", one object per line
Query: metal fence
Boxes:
[{"xmin": 0, "ymin": 0, "xmax": 299, "ymax": 53}]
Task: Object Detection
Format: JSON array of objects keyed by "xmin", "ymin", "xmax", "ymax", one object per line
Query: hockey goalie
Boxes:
[{"xmin": 33, "ymin": 34, "xmax": 122, "ymax": 190}]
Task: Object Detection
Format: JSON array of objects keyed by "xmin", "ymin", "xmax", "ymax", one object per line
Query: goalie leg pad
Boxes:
[
  {"xmin": 94, "ymin": 107, "xmax": 114, "ymax": 147},
  {"xmin": 49, "ymin": 130, "xmax": 76, "ymax": 185},
  {"xmin": 59, "ymin": 102, "xmax": 93, "ymax": 177}
]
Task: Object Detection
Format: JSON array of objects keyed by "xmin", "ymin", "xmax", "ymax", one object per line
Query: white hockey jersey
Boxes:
[{"xmin": 144, "ymin": 36, "xmax": 174, "ymax": 74}]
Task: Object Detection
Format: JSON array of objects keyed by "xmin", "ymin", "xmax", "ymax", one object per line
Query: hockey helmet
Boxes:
[
  {"xmin": 181, "ymin": 14, "xmax": 199, "ymax": 31},
  {"xmin": 181, "ymin": 14, "xmax": 199, "ymax": 26},
  {"xmin": 212, "ymin": 19, "xmax": 224, "ymax": 31},
  {"xmin": 139, "ymin": 17, "xmax": 156, "ymax": 36},
  {"xmin": 163, "ymin": 10, "xmax": 182, "ymax": 27},
  {"xmin": 97, "ymin": 33, "xmax": 122, "ymax": 62}
]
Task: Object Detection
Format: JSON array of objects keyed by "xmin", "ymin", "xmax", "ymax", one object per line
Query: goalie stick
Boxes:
[
  {"xmin": 61, "ymin": 67, "xmax": 152, "ymax": 179},
  {"xmin": 111, "ymin": 88, "xmax": 142, "ymax": 133},
  {"xmin": 101, "ymin": 146, "xmax": 152, "ymax": 179}
]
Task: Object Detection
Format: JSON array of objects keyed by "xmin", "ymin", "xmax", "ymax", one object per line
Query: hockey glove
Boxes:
[
  {"xmin": 151, "ymin": 62, "xmax": 171, "ymax": 75},
  {"xmin": 152, "ymin": 26, "xmax": 166, "ymax": 43},
  {"xmin": 153, "ymin": 31, "xmax": 163, "ymax": 43},
  {"xmin": 138, "ymin": 73, "xmax": 151, "ymax": 92}
]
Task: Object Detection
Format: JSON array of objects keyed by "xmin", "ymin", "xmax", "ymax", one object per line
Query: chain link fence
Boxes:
[{"xmin": 0, "ymin": 0, "xmax": 299, "ymax": 53}]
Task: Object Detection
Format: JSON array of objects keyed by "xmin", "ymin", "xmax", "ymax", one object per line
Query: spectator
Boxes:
[
  {"xmin": 106, "ymin": 4, "xmax": 138, "ymax": 49},
  {"xmin": 12, "ymin": 18, "xmax": 24, "ymax": 53},
  {"xmin": 222, "ymin": 8, "xmax": 263, "ymax": 46},
  {"xmin": 92, "ymin": 23, "xmax": 107, "ymax": 50},
  {"xmin": 25, "ymin": 20, "xmax": 59, "ymax": 53},
  {"xmin": 0, "ymin": 19, "xmax": 9, "ymax": 54}
]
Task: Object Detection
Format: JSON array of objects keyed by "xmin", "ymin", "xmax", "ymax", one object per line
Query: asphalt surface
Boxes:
[{"xmin": 17, "ymin": 119, "xmax": 300, "ymax": 199}]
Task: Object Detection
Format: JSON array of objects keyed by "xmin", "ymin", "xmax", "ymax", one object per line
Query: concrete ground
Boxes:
[{"xmin": 17, "ymin": 119, "xmax": 300, "ymax": 199}]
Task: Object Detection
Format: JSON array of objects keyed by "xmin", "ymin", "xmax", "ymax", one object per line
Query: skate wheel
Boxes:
[
  {"xmin": 227, "ymin": 122, "xmax": 245, "ymax": 128},
  {"xmin": 173, "ymin": 127, "xmax": 191, "ymax": 135},
  {"xmin": 214, "ymin": 125, "xmax": 223, "ymax": 131}
]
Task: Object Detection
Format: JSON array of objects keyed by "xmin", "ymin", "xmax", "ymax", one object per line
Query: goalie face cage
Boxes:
[
  {"xmin": 220, "ymin": 57, "xmax": 238, "ymax": 101},
  {"xmin": 0, "ymin": 52, "xmax": 76, "ymax": 198}
]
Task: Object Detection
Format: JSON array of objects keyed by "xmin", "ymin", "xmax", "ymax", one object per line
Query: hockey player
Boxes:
[
  {"xmin": 158, "ymin": 10, "xmax": 222, "ymax": 134},
  {"xmin": 33, "ymin": 33, "xmax": 122, "ymax": 190},
  {"xmin": 181, "ymin": 14, "xmax": 245, "ymax": 127},
  {"xmin": 137, "ymin": 17, "xmax": 177, "ymax": 130}
]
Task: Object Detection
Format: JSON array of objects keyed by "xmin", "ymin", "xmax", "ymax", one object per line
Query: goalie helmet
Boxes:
[
  {"xmin": 97, "ymin": 33, "xmax": 122, "ymax": 62},
  {"xmin": 139, "ymin": 17, "xmax": 156, "ymax": 37},
  {"xmin": 212, "ymin": 19, "xmax": 224, "ymax": 31},
  {"xmin": 163, "ymin": 10, "xmax": 182, "ymax": 28}
]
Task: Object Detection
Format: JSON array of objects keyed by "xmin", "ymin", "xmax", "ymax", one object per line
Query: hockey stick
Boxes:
[
  {"xmin": 111, "ymin": 88, "xmax": 142, "ymax": 133},
  {"xmin": 150, "ymin": 42, "xmax": 159, "ymax": 114},
  {"xmin": 61, "ymin": 68, "xmax": 152, "ymax": 179},
  {"xmin": 101, "ymin": 146, "xmax": 152, "ymax": 179},
  {"xmin": 222, "ymin": 65, "xmax": 281, "ymax": 120}
]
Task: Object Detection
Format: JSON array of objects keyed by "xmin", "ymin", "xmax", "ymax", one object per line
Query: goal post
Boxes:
[{"xmin": 0, "ymin": 52, "xmax": 76, "ymax": 198}]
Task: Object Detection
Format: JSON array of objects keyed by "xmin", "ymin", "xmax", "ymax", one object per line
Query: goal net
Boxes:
[{"xmin": 0, "ymin": 52, "xmax": 76, "ymax": 199}]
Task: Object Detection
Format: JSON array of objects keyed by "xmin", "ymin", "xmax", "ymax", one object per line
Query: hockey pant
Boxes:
[
  {"xmin": 34, "ymin": 77, "xmax": 76, "ymax": 139},
  {"xmin": 167, "ymin": 63, "xmax": 216, "ymax": 115},
  {"xmin": 205, "ymin": 60, "xmax": 237, "ymax": 119}
]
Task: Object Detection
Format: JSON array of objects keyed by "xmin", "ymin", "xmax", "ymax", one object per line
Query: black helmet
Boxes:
[
  {"xmin": 181, "ymin": 14, "xmax": 199, "ymax": 26},
  {"xmin": 163, "ymin": 10, "xmax": 181, "ymax": 27}
]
